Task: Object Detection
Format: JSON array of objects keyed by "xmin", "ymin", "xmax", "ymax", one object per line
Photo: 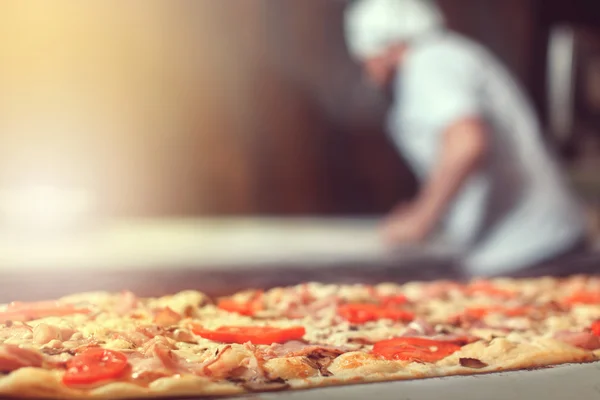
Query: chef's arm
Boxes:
[{"xmin": 416, "ymin": 117, "xmax": 488, "ymax": 225}]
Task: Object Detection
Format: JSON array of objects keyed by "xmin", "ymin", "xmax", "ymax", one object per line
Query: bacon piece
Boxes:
[
  {"xmin": 260, "ymin": 341, "xmax": 345, "ymax": 377},
  {"xmin": 460, "ymin": 358, "xmax": 488, "ymax": 369},
  {"xmin": 283, "ymin": 296, "xmax": 338, "ymax": 319},
  {"xmin": 420, "ymin": 281, "xmax": 464, "ymax": 299},
  {"xmin": 164, "ymin": 327, "xmax": 197, "ymax": 343},
  {"xmin": 431, "ymin": 334, "xmax": 480, "ymax": 346},
  {"xmin": 265, "ymin": 341, "xmax": 347, "ymax": 359},
  {"xmin": 200, "ymin": 345, "xmax": 233, "ymax": 376},
  {"xmin": 32, "ymin": 323, "xmax": 63, "ymax": 345},
  {"xmin": 137, "ymin": 325, "xmax": 167, "ymax": 339},
  {"xmin": 141, "ymin": 336, "xmax": 175, "ymax": 354},
  {"xmin": 129, "ymin": 337, "xmax": 197, "ymax": 383},
  {"xmin": 0, "ymin": 344, "xmax": 44, "ymax": 372},
  {"xmin": 153, "ymin": 307, "xmax": 182, "ymax": 327},
  {"xmin": 553, "ymin": 331, "xmax": 600, "ymax": 350},
  {"xmin": 226, "ymin": 343, "xmax": 291, "ymax": 392},
  {"xmin": 403, "ymin": 319, "xmax": 437, "ymax": 337},
  {"xmin": 0, "ymin": 322, "xmax": 33, "ymax": 343},
  {"xmin": 128, "ymin": 353, "xmax": 172, "ymax": 384},
  {"xmin": 143, "ymin": 339, "xmax": 187, "ymax": 373}
]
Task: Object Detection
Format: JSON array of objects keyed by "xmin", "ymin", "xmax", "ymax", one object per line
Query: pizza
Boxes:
[{"xmin": 2, "ymin": 275, "xmax": 600, "ymax": 399}]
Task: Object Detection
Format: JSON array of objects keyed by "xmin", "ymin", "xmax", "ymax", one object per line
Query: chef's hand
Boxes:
[{"xmin": 380, "ymin": 202, "xmax": 436, "ymax": 246}]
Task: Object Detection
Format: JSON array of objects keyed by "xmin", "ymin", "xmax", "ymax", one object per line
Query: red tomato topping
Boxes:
[
  {"xmin": 463, "ymin": 281, "xmax": 515, "ymax": 298},
  {"xmin": 379, "ymin": 294, "xmax": 409, "ymax": 307},
  {"xmin": 192, "ymin": 325, "xmax": 305, "ymax": 345},
  {"xmin": 591, "ymin": 321, "xmax": 600, "ymax": 337},
  {"xmin": 373, "ymin": 337, "xmax": 461, "ymax": 363},
  {"xmin": 338, "ymin": 304, "xmax": 414, "ymax": 324},
  {"xmin": 563, "ymin": 292, "xmax": 600, "ymax": 306},
  {"xmin": 464, "ymin": 306, "xmax": 532, "ymax": 319},
  {"xmin": 217, "ymin": 291, "xmax": 264, "ymax": 316},
  {"xmin": 62, "ymin": 348, "xmax": 129, "ymax": 386}
]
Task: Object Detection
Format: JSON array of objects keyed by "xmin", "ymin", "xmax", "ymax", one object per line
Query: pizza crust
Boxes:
[
  {"xmin": 438, "ymin": 338, "xmax": 596, "ymax": 371},
  {"xmin": 0, "ymin": 368, "xmax": 244, "ymax": 400}
]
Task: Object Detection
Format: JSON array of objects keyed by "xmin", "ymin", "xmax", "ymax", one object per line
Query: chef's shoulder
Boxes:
[{"xmin": 406, "ymin": 32, "xmax": 488, "ymax": 79}]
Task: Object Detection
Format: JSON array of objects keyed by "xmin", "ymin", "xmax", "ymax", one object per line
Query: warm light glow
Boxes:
[{"xmin": 0, "ymin": 185, "xmax": 93, "ymax": 233}]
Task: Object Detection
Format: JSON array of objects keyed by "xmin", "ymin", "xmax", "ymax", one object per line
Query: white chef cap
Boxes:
[{"xmin": 344, "ymin": 0, "xmax": 444, "ymax": 60}]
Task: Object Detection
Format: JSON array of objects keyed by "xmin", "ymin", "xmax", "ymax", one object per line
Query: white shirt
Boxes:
[{"xmin": 387, "ymin": 31, "xmax": 587, "ymax": 276}]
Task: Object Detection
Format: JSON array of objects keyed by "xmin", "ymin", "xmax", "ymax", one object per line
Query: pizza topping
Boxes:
[
  {"xmin": 379, "ymin": 294, "xmax": 409, "ymax": 307},
  {"xmin": 137, "ymin": 325, "xmax": 168, "ymax": 339},
  {"xmin": 166, "ymin": 327, "xmax": 197, "ymax": 344},
  {"xmin": 563, "ymin": 292, "xmax": 600, "ymax": 306},
  {"xmin": 591, "ymin": 321, "xmax": 600, "ymax": 336},
  {"xmin": 459, "ymin": 358, "xmax": 488, "ymax": 369},
  {"xmin": 463, "ymin": 306, "xmax": 533, "ymax": 320},
  {"xmin": 152, "ymin": 291, "xmax": 210, "ymax": 318},
  {"xmin": 463, "ymin": 281, "xmax": 515, "ymax": 299},
  {"xmin": 218, "ymin": 291, "xmax": 264, "ymax": 316},
  {"xmin": 223, "ymin": 344, "xmax": 291, "ymax": 392},
  {"xmin": 143, "ymin": 339, "xmax": 189, "ymax": 374},
  {"xmin": 114, "ymin": 291, "xmax": 140, "ymax": 316},
  {"xmin": 265, "ymin": 340, "xmax": 347, "ymax": 360},
  {"xmin": 283, "ymin": 296, "xmax": 338, "ymax": 319},
  {"xmin": 0, "ymin": 344, "xmax": 44, "ymax": 372},
  {"xmin": 128, "ymin": 355, "xmax": 173, "ymax": 384},
  {"xmin": 192, "ymin": 326, "xmax": 306, "ymax": 345},
  {"xmin": 420, "ymin": 281, "xmax": 464, "ymax": 299},
  {"xmin": 32, "ymin": 323, "xmax": 64, "ymax": 345},
  {"xmin": 541, "ymin": 301, "xmax": 570, "ymax": 313},
  {"xmin": 337, "ymin": 304, "xmax": 414, "ymax": 324},
  {"xmin": 430, "ymin": 334, "xmax": 480, "ymax": 346},
  {"xmin": 153, "ymin": 307, "xmax": 182, "ymax": 327},
  {"xmin": 113, "ymin": 331, "xmax": 153, "ymax": 348},
  {"xmin": 62, "ymin": 348, "xmax": 129, "ymax": 386},
  {"xmin": 553, "ymin": 331, "xmax": 600, "ymax": 350},
  {"xmin": 301, "ymin": 356, "xmax": 333, "ymax": 377},
  {"xmin": 199, "ymin": 345, "xmax": 233, "ymax": 376},
  {"xmin": 372, "ymin": 337, "xmax": 462, "ymax": 363},
  {"xmin": 403, "ymin": 319, "xmax": 436, "ymax": 336}
]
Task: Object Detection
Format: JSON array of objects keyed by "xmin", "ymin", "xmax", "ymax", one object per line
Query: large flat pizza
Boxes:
[{"xmin": 2, "ymin": 276, "xmax": 600, "ymax": 399}]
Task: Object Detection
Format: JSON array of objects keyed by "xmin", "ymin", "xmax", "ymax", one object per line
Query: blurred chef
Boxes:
[{"xmin": 344, "ymin": 0, "xmax": 588, "ymax": 277}]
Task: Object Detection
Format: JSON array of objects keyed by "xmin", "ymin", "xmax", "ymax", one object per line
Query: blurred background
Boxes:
[
  {"xmin": 1, "ymin": 0, "xmax": 600, "ymax": 298},
  {"xmin": 1, "ymin": 0, "xmax": 600, "ymax": 217}
]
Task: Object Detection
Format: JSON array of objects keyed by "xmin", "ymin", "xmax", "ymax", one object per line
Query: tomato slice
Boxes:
[
  {"xmin": 373, "ymin": 337, "xmax": 461, "ymax": 363},
  {"xmin": 338, "ymin": 304, "xmax": 414, "ymax": 324},
  {"xmin": 378, "ymin": 308, "xmax": 415, "ymax": 322},
  {"xmin": 592, "ymin": 321, "xmax": 600, "ymax": 337},
  {"xmin": 463, "ymin": 281, "xmax": 515, "ymax": 298},
  {"xmin": 62, "ymin": 348, "xmax": 129, "ymax": 386},
  {"xmin": 379, "ymin": 294, "xmax": 409, "ymax": 307},
  {"xmin": 563, "ymin": 292, "xmax": 600, "ymax": 306},
  {"xmin": 464, "ymin": 306, "xmax": 531, "ymax": 320},
  {"xmin": 338, "ymin": 304, "xmax": 381, "ymax": 324},
  {"xmin": 192, "ymin": 325, "xmax": 305, "ymax": 345},
  {"xmin": 217, "ymin": 292, "xmax": 264, "ymax": 316}
]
